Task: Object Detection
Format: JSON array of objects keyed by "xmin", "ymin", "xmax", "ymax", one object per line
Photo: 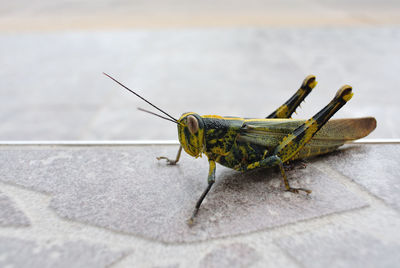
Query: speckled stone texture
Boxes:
[
  {"xmin": 199, "ymin": 243, "xmax": 261, "ymax": 268},
  {"xmin": 324, "ymin": 144, "xmax": 400, "ymax": 211},
  {"xmin": 0, "ymin": 236, "xmax": 126, "ymax": 268},
  {"xmin": 276, "ymin": 227, "xmax": 400, "ymax": 268},
  {"xmin": 0, "ymin": 145, "xmax": 366, "ymax": 243},
  {"xmin": 0, "ymin": 191, "xmax": 30, "ymax": 227}
]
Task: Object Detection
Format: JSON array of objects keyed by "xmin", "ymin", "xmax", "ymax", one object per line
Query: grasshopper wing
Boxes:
[{"xmin": 238, "ymin": 117, "xmax": 376, "ymax": 159}]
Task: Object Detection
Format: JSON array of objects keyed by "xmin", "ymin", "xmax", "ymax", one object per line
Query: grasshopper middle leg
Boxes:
[{"xmin": 267, "ymin": 75, "xmax": 317, "ymax": 119}]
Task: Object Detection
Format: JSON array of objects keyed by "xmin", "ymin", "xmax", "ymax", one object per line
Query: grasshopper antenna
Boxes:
[
  {"xmin": 138, "ymin": 107, "xmax": 181, "ymax": 125},
  {"xmin": 103, "ymin": 72, "xmax": 179, "ymax": 123}
]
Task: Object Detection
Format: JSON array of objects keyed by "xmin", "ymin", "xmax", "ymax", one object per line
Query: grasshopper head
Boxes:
[{"xmin": 177, "ymin": 113, "xmax": 205, "ymax": 158}]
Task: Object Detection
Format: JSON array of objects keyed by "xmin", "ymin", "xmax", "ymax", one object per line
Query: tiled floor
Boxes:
[{"xmin": 0, "ymin": 144, "xmax": 399, "ymax": 267}]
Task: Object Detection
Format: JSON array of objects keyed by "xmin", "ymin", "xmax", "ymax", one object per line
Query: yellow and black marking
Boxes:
[
  {"xmin": 273, "ymin": 85, "xmax": 353, "ymax": 162},
  {"xmin": 153, "ymin": 75, "xmax": 375, "ymax": 225},
  {"xmin": 104, "ymin": 72, "xmax": 376, "ymax": 225},
  {"xmin": 234, "ymin": 85, "xmax": 355, "ymax": 194},
  {"xmin": 177, "ymin": 113, "xmax": 205, "ymax": 158}
]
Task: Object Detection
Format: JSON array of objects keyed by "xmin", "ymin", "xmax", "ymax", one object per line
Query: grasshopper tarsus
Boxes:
[
  {"xmin": 286, "ymin": 188, "xmax": 312, "ymax": 195},
  {"xmin": 187, "ymin": 209, "xmax": 199, "ymax": 227},
  {"xmin": 157, "ymin": 156, "xmax": 178, "ymax": 165},
  {"xmin": 157, "ymin": 146, "xmax": 183, "ymax": 165}
]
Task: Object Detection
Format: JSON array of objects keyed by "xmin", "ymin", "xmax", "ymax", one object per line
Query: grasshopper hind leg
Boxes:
[
  {"xmin": 267, "ymin": 75, "xmax": 317, "ymax": 119},
  {"xmin": 157, "ymin": 146, "xmax": 182, "ymax": 165},
  {"xmin": 246, "ymin": 85, "xmax": 353, "ymax": 194}
]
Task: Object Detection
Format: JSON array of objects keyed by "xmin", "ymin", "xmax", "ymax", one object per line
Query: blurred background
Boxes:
[{"xmin": 1, "ymin": 0, "xmax": 399, "ymax": 141}]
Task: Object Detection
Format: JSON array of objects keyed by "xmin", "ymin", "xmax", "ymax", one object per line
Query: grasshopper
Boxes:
[{"xmin": 104, "ymin": 73, "xmax": 376, "ymax": 225}]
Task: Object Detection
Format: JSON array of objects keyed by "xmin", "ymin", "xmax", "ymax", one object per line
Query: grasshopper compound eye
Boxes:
[{"xmin": 187, "ymin": 115, "xmax": 199, "ymax": 134}]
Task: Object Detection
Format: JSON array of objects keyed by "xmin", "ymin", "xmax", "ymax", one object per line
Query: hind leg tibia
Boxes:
[{"xmin": 274, "ymin": 85, "xmax": 353, "ymax": 163}]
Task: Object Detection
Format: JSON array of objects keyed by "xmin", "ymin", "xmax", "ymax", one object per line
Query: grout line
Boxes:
[
  {"xmin": 0, "ymin": 140, "xmax": 180, "ymax": 146},
  {"xmin": 0, "ymin": 139, "xmax": 399, "ymax": 146},
  {"xmin": 313, "ymin": 162, "xmax": 400, "ymax": 220}
]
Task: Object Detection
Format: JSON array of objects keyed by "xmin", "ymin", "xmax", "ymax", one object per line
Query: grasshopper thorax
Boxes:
[{"xmin": 178, "ymin": 112, "xmax": 205, "ymax": 158}]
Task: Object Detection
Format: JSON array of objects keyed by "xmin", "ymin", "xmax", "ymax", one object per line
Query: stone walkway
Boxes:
[
  {"xmin": 1, "ymin": 0, "xmax": 400, "ymax": 267},
  {"xmin": 0, "ymin": 143, "xmax": 399, "ymax": 267}
]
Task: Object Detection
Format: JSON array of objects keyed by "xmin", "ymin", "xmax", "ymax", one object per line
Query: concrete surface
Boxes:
[
  {"xmin": 0, "ymin": 144, "xmax": 399, "ymax": 267},
  {"xmin": 1, "ymin": 28, "xmax": 399, "ymax": 141},
  {"xmin": 0, "ymin": 0, "xmax": 399, "ymax": 31}
]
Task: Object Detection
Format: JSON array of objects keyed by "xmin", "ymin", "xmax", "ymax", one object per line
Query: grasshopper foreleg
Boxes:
[
  {"xmin": 157, "ymin": 146, "xmax": 182, "ymax": 165},
  {"xmin": 188, "ymin": 159, "xmax": 216, "ymax": 226}
]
